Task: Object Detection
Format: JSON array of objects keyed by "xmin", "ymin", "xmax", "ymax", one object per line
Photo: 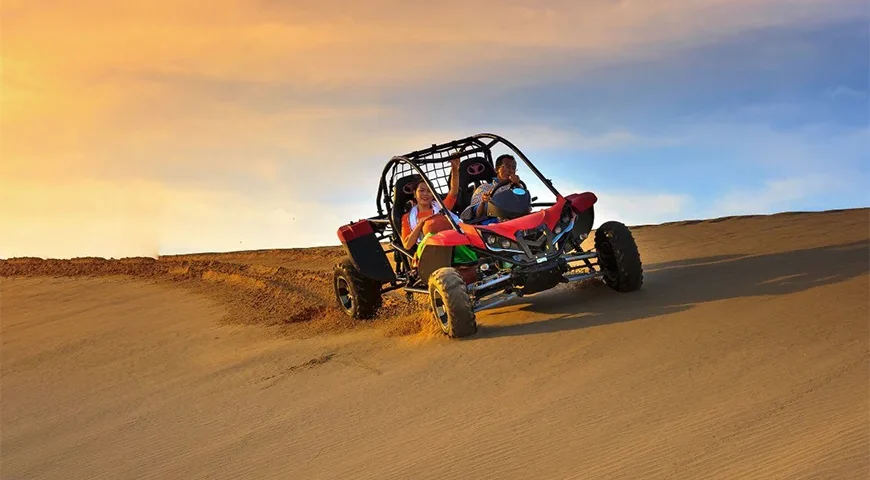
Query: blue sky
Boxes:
[
  {"xmin": 371, "ymin": 17, "xmax": 869, "ymax": 221},
  {"xmin": 2, "ymin": 0, "xmax": 868, "ymax": 258}
]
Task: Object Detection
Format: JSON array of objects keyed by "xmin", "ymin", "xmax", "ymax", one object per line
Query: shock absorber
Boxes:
[{"xmin": 568, "ymin": 232, "xmax": 596, "ymax": 270}]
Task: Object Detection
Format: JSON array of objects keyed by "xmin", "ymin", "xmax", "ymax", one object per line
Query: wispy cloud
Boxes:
[
  {"xmin": 1, "ymin": 0, "xmax": 866, "ymax": 257},
  {"xmin": 558, "ymin": 180, "xmax": 693, "ymax": 228},
  {"xmin": 0, "ymin": 179, "xmax": 165, "ymax": 259},
  {"xmin": 6, "ymin": 0, "xmax": 861, "ymax": 85},
  {"xmin": 824, "ymin": 86, "xmax": 868, "ymax": 100},
  {"xmin": 596, "ymin": 192, "xmax": 693, "ymax": 227},
  {"xmin": 0, "ymin": 177, "xmax": 375, "ymax": 258},
  {"xmin": 495, "ymin": 126, "xmax": 685, "ymax": 152},
  {"xmin": 708, "ymin": 174, "xmax": 851, "ymax": 218}
]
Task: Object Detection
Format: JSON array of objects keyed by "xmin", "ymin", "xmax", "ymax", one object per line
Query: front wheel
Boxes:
[
  {"xmin": 333, "ymin": 258, "xmax": 383, "ymax": 319},
  {"xmin": 594, "ymin": 221, "xmax": 643, "ymax": 292},
  {"xmin": 428, "ymin": 267, "xmax": 477, "ymax": 338}
]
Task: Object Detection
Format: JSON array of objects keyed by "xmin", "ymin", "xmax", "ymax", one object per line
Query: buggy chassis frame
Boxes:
[{"xmin": 357, "ymin": 133, "xmax": 603, "ymax": 311}]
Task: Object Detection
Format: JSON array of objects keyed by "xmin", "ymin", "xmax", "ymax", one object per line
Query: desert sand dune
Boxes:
[{"xmin": 1, "ymin": 208, "xmax": 868, "ymax": 479}]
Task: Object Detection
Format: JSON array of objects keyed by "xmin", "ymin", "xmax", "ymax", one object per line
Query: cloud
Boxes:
[
  {"xmin": 0, "ymin": 179, "xmax": 166, "ymax": 259},
  {"xmin": 155, "ymin": 185, "xmax": 373, "ymax": 255},
  {"xmin": 0, "ymin": 177, "xmax": 374, "ymax": 259},
  {"xmin": 595, "ymin": 192, "xmax": 693, "ymax": 227},
  {"xmin": 557, "ymin": 181, "xmax": 692, "ymax": 228},
  {"xmin": 494, "ymin": 126, "xmax": 685, "ymax": 152},
  {"xmin": 3, "ymin": 0, "xmax": 862, "ymax": 181},
  {"xmin": 824, "ymin": 86, "xmax": 868, "ymax": 100},
  {"xmin": 708, "ymin": 174, "xmax": 849, "ymax": 218},
  {"xmin": 4, "ymin": 0, "xmax": 863, "ymax": 92},
  {"xmin": 2, "ymin": 0, "xmax": 866, "ymax": 258}
]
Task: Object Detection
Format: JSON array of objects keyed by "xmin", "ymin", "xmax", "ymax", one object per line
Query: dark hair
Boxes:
[
  {"xmin": 495, "ymin": 154, "xmax": 516, "ymax": 169},
  {"xmin": 407, "ymin": 176, "xmax": 427, "ymax": 202}
]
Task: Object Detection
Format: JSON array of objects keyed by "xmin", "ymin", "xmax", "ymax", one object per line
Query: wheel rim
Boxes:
[
  {"xmin": 431, "ymin": 291, "xmax": 449, "ymax": 333},
  {"xmin": 336, "ymin": 276, "xmax": 354, "ymax": 312}
]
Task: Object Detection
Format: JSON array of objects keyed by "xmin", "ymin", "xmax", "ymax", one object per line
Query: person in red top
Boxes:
[{"xmin": 401, "ymin": 156, "xmax": 461, "ymax": 252}]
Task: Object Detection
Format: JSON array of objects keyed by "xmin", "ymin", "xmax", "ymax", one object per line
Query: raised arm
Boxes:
[{"xmin": 448, "ymin": 156, "xmax": 460, "ymax": 197}]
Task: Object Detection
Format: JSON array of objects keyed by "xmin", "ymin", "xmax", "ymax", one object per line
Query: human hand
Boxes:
[
  {"xmin": 449, "ymin": 156, "xmax": 460, "ymax": 170},
  {"xmin": 481, "ymin": 192, "xmax": 492, "ymax": 203},
  {"xmin": 509, "ymin": 174, "xmax": 520, "ymax": 184},
  {"xmin": 422, "ymin": 213, "xmax": 442, "ymax": 224}
]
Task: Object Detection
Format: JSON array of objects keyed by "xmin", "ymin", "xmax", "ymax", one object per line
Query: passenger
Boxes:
[
  {"xmin": 461, "ymin": 153, "xmax": 527, "ymax": 224},
  {"xmin": 400, "ymin": 156, "xmax": 461, "ymax": 252}
]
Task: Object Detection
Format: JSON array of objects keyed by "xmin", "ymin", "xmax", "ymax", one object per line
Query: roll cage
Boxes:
[
  {"xmin": 361, "ymin": 133, "xmax": 566, "ymax": 285},
  {"xmin": 376, "ymin": 134, "xmax": 562, "ymax": 235}
]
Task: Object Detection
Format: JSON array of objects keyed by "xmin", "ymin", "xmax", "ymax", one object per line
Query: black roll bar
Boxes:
[
  {"xmin": 471, "ymin": 133, "xmax": 564, "ymax": 200},
  {"xmin": 373, "ymin": 132, "xmax": 565, "ymax": 239}
]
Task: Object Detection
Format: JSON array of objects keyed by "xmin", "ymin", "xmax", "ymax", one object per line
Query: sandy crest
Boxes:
[{"xmin": 1, "ymin": 208, "xmax": 868, "ymax": 479}]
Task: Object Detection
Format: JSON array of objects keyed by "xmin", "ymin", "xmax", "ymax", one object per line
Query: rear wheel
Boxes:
[
  {"xmin": 428, "ymin": 267, "xmax": 477, "ymax": 338},
  {"xmin": 594, "ymin": 221, "xmax": 643, "ymax": 292},
  {"xmin": 333, "ymin": 258, "xmax": 383, "ymax": 319}
]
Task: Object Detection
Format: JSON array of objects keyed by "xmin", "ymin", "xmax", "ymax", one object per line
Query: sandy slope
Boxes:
[{"xmin": 1, "ymin": 208, "xmax": 868, "ymax": 479}]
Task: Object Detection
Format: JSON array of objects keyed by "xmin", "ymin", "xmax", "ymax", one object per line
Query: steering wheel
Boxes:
[
  {"xmin": 460, "ymin": 178, "xmax": 528, "ymax": 225},
  {"xmin": 490, "ymin": 177, "xmax": 528, "ymax": 196}
]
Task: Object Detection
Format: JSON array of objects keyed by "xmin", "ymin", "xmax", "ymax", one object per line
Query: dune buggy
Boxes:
[{"xmin": 334, "ymin": 133, "xmax": 643, "ymax": 338}]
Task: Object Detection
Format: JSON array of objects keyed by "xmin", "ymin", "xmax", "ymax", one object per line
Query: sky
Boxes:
[{"xmin": 1, "ymin": 0, "xmax": 868, "ymax": 259}]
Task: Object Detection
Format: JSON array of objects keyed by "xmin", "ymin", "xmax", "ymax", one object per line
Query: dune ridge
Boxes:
[
  {"xmin": 1, "ymin": 207, "xmax": 868, "ymax": 479},
  {"xmin": 1, "ymin": 253, "xmax": 428, "ymax": 339}
]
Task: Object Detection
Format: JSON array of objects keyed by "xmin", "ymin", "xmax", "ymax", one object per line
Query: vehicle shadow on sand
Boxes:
[{"xmin": 477, "ymin": 240, "xmax": 869, "ymax": 339}]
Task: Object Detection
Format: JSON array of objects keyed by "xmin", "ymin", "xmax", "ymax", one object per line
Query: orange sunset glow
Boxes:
[{"xmin": 2, "ymin": 0, "xmax": 866, "ymax": 258}]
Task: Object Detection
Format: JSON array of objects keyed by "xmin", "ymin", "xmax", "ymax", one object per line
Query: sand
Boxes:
[{"xmin": 1, "ymin": 208, "xmax": 868, "ymax": 479}]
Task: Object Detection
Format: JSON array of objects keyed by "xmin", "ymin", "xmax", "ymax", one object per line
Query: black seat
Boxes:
[
  {"xmin": 391, "ymin": 174, "xmax": 422, "ymax": 242},
  {"xmin": 391, "ymin": 173, "xmax": 454, "ymax": 236},
  {"xmin": 449, "ymin": 156, "xmax": 496, "ymax": 214}
]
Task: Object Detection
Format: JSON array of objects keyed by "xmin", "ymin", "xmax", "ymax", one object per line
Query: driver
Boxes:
[{"xmin": 461, "ymin": 153, "xmax": 525, "ymax": 225}]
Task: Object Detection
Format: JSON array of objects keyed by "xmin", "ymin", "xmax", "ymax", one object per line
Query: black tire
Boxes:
[
  {"xmin": 594, "ymin": 221, "xmax": 643, "ymax": 292},
  {"xmin": 428, "ymin": 267, "xmax": 477, "ymax": 338},
  {"xmin": 333, "ymin": 258, "xmax": 383, "ymax": 319}
]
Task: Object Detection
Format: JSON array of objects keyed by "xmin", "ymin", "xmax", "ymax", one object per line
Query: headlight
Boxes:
[{"xmin": 480, "ymin": 231, "xmax": 523, "ymax": 253}]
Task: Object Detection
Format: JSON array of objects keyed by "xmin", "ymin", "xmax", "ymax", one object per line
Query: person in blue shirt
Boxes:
[{"xmin": 461, "ymin": 154, "xmax": 526, "ymax": 224}]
